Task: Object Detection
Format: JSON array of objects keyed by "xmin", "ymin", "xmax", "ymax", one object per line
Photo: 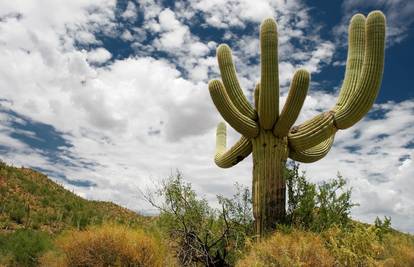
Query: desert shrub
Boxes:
[
  {"xmin": 39, "ymin": 250, "xmax": 67, "ymax": 267},
  {"xmin": 285, "ymin": 164, "xmax": 316, "ymax": 229},
  {"xmin": 380, "ymin": 232, "xmax": 414, "ymax": 266},
  {"xmin": 236, "ymin": 229, "xmax": 334, "ymax": 267},
  {"xmin": 6, "ymin": 199, "xmax": 27, "ymax": 224},
  {"xmin": 143, "ymin": 172, "xmax": 253, "ymax": 267},
  {"xmin": 70, "ymin": 211, "xmax": 91, "ymax": 230},
  {"xmin": 322, "ymin": 223, "xmax": 384, "ymax": 266},
  {"xmin": 374, "ymin": 216, "xmax": 392, "ymax": 241},
  {"xmin": 285, "ymin": 162, "xmax": 356, "ymax": 232},
  {"xmin": 0, "ymin": 229, "xmax": 52, "ymax": 266},
  {"xmin": 239, "ymin": 223, "xmax": 414, "ymax": 267},
  {"xmin": 52, "ymin": 224, "xmax": 167, "ymax": 267}
]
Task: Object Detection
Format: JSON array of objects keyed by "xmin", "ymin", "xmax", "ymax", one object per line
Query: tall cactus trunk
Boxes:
[{"xmin": 252, "ymin": 130, "xmax": 288, "ymax": 237}]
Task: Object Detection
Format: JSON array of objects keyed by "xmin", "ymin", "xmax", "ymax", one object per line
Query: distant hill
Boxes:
[{"xmin": 0, "ymin": 160, "xmax": 151, "ymax": 234}]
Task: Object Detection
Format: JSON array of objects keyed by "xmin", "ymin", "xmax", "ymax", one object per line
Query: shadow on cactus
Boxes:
[{"xmin": 208, "ymin": 11, "xmax": 386, "ymax": 238}]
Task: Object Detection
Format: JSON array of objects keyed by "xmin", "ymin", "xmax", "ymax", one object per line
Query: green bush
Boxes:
[
  {"xmin": 374, "ymin": 216, "xmax": 392, "ymax": 240},
  {"xmin": 0, "ymin": 229, "xmax": 52, "ymax": 266},
  {"xmin": 7, "ymin": 200, "xmax": 27, "ymax": 224},
  {"xmin": 285, "ymin": 162, "xmax": 357, "ymax": 232},
  {"xmin": 322, "ymin": 223, "xmax": 383, "ymax": 266}
]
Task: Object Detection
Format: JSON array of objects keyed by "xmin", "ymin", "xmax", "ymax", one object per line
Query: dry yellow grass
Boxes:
[
  {"xmin": 40, "ymin": 224, "xmax": 171, "ymax": 267},
  {"xmin": 379, "ymin": 233, "xmax": 414, "ymax": 267},
  {"xmin": 323, "ymin": 224, "xmax": 414, "ymax": 267},
  {"xmin": 236, "ymin": 230, "xmax": 335, "ymax": 267}
]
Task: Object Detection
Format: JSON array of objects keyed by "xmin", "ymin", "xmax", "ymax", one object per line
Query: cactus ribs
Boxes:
[{"xmin": 208, "ymin": 11, "xmax": 386, "ymax": 237}]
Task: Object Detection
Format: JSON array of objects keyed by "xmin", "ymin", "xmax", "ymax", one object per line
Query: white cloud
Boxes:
[
  {"xmin": 121, "ymin": 1, "xmax": 138, "ymax": 21},
  {"xmin": 87, "ymin": 47, "xmax": 112, "ymax": 64},
  {"xmin": 338, "ymin": 0, "xmax": 414, "ymax": 46},
  {"xmin": 75, "ymin": 31, "xmax": 100, "ymax": 45},
  {"xmin": 120, "ymin": 29, "xmax": 134, "ymax": 41},
  {"xmin": 184, "ymin": 0, "xmax": 308, "ymax": 29},
  {"xmin": 300, "ymin": 42, "xmax": 335, "ymax": 73}
]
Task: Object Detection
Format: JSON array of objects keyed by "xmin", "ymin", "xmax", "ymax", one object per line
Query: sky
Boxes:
[{"xmin": 0, "ymin": 0, "xmax": 413, "ymax": 233}]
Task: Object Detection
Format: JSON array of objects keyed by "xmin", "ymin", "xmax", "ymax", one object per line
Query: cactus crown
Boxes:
[{"xmin": 209, "ymin": 11, "xmax": 386, "ymax": 165}]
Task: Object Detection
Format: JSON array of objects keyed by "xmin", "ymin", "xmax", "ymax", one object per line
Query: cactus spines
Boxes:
[
  {"xmin": 334, "ymin": 11, "xmax": 386, "ymax": 129},
  {"xmin": 208, "ymin": 11, "xmax": 386, "ymax": 237},
  {"xmin": 217, "ymin": 44, "xmax": 257, "ymax": 120},
  {"xmin": 288, "ymin": 111, "xmax": 338, "ymax": 151},
  {"xmin": 209, "ymin": 79, "xmax": 259, "ymax": 138},
  {"xmin": 273, "ymin": 69, "xmax": 310, "ymax": 138},
  {"xmin": 289, "ymin": 135, "xmax": 335, "ymax": 163},
  {"xmin": 259, "ymin": 18, "xmax": 279, "ymax": 129},
  {"xmin": 215, "ymin": 122, "xmax": 252, "ymax": 168},
  {"xmin": 334, "ymin": 14, "xmax": 366, "ymax": 113}
]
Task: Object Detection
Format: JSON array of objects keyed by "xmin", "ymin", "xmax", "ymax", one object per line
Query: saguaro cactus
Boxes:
[{"xmin": 208, "ymin": 11, "xmax": 386, "ymax": 237}]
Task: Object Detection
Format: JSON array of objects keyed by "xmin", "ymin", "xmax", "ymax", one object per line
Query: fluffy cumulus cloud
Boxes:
[
  {"xmin": 87, "ymin": 47, "xmax": 112, "ymax": 64},
  {"xmin": 0, "ymin": 0, "xmax": 413, "ymax": 233},
  {"xmin": 121, "ymin": 1, "xmax": 138, "ymax": 21}
]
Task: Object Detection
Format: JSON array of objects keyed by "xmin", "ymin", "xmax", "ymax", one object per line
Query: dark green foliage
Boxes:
[
  {"xmin": 143, "ymin": 172, "xmax": 253, "ymax": 267},
  {"xmin": 315, "ymin": 173, "xmax": 355, "ymax": 231},
  {"xmin": 0, "ymin": 229, "xmax": 52, "ymax": 266},
  {"xmin": 285, "ymin": 162, "xmax": 357, "ymax": 232},
  {"xmin": 285, "ymin": 163, "xmax": 316, "ymax": 229}
]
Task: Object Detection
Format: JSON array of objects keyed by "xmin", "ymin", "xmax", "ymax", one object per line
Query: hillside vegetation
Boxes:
[
  {"xmin": 0, "ymin": 160, "xmax": 413, "ymax": 266},
  {"xmin": 0, "ymin": 161, "xmax": 150, "ymax": 234}
]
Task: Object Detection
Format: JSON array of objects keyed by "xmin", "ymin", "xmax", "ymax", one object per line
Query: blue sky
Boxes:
[{"xmin": 0, "ymin": 0, "xmax": 413, "ymax": 233}]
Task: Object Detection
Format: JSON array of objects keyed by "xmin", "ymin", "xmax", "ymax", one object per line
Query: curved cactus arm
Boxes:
[
  {"xmin": 334, "ymin": 11, "xmax": 386, "ymax": 129},
  {"xmin": 217, "ymin": 44, "xmax": 257, "ymax": 120},
  {"xmin": 288, "ymin": 12, "xmax": 385, "ymax": 152},
  {"xmin": 334, "ymin": 14, "xmax": 366, "ymax": 113},
  {"xmin": 209, "ymin": 79, "xmax": 259, "ymax": 138},
  {"xmin": 273, "ymin": 69, "xmax": 310, "ymax": 137},
  {"xmin": 289, "ymin": 135, "xmax": 335, "ymax": 163},
  {"xmin": 214, "ymin": 122, "xmax": 252, "ymax": 168},
  {"xmin": 259, "ymin": 18, "xmax": 279, "ymax": 129},
  {"xmin": 288, "ymin": 111, "xmax": 337, "ymax": 151},
  {"xmin": 254, "ymin": 83, "xmax": 260, "ymax": 111}
]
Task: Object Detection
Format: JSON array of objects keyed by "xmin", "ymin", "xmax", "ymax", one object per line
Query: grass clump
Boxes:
[
  {"xmin": 41, "ymin": 224, "xmax": 170, "ymax": 267},
  {"xmin": 236, "ymin": 229, "xmax": 335, "ymax": 267},
  {"xmin": 322, "ymin": 223, "xmax": 384, "ymax": 266},
  {"xmin": 380, "ymin": 232, "xmax": 414, "ymax": 266},
  {"xmin": 323, "ymin": 222, "xmax": 414, "ymax": 267},
  {"xmin": 238, "ymin": 224, "xmax": 414, "ymax": 267}
]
